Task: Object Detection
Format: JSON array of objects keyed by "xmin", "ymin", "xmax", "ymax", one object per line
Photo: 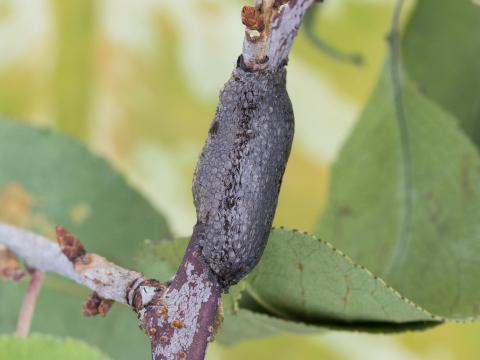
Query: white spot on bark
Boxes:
[
  {"xmin": 140, "ymin": 286, "xmax": 157, "ymax": 306},
  {"xmin": 153, "ymin": 261, "xmax": 213, "ymax": 358}
]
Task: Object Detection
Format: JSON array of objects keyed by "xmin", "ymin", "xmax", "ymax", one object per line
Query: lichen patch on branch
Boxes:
[
  {"xmin": 135, "ymin": 242, "xmax": 221, "ymax": 360},
  {"xmin": 155, "ymin": 265, "xmax": 212, "ymax": 357}
]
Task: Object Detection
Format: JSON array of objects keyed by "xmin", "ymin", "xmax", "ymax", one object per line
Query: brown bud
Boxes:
[
  {"xmin": 241, "ymin": 6, "xmax": 264, "ymax": 32},
  {"xmin": 55, "ymin": 226, "xmax": 86, "ymax": 263},
  {"xmin": 98, "ymin": 299, "xmax": 114, "ymax": 316},
  {"xmin": 82, "ymin": 291, "xmax": 113, "ymax": 317},
  {"xmin": 0, "ymin": 247, "xmax": 24, "ymax": 281}
]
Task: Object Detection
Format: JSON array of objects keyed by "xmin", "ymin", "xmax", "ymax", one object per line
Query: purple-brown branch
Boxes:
[{"xmin": 139, "ymin": 240, "xmax": 221, "ymax": 360}]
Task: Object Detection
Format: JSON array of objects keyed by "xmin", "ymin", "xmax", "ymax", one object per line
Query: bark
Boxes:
[{"xmin": 141, "ymin": 240, "xmax": 221, "ymax": 360}]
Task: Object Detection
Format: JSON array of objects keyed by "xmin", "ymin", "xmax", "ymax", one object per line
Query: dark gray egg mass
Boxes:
[{"xmin": 192, "ymin": 65, "xmax": 294, "ymax": 289}]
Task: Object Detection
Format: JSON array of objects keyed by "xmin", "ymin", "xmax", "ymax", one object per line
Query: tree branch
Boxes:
[
  {"xmin": 0, "ymin": 223, "xmax": 220, "ymax": 360},
  {"xmin": 0, "ymin": 223, "xmax": 151, "ymax": 306},
  {"xmin": 0, "ymin": 1, "xmax": 318, "ymax": 359},
  {"xmin": 141, "ymin": 239, "xmax": 221, "ymax": 360}
]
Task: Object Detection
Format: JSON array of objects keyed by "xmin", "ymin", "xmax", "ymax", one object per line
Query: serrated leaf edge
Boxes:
[{"xmin": 266, "ymin": 226, "xmax": 444, "ymax": 322}]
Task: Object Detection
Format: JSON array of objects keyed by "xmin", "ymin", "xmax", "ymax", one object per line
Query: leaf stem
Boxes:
[
  {"xmin": 303, "ymin": 7, "xmax": 364, "ymax": 66},
  {"xmin": 383, "ymin": 0, "xmax": 413, "ymax": 277},
  {"xmin": 16, "ymin": 269, "xmax": 45, "ymax": 338}
]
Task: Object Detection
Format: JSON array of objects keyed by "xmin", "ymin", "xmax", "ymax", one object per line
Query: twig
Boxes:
[
  {"xmin": 16, "ymin": 269, "xmax": 45, "ymax": 338},
  {"xmin": 0, "ymin": 223, "xmax": 151, "ymax": 305},
  {"xmin": 241, "ymin": 0, "xmax": 317, "ymax": 71}
]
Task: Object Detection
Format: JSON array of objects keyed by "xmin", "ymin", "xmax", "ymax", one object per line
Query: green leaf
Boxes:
[
  {"xmin": 246, "ymin": 228, "xmax": 437, "ymax": 325},
  {"xmin": 0, "ymin": 119, "xmax": 170, "ymax": 267},
  {"xmin": 0, "ymin": 119, "xmax": 170, "ymax": 359},
  {"xmin": 222, "ymin": 280, "xmax": 246, "ymax": 315},
  {"xmin": 139, "ymin": 229, "xmax": 440, "ymax": 345},
  {"xmin": 136, "ymin": 237, "xmax": 187, "ymax": 282},
  {"xmin": 0, "ymin": 334, "xmax": 110, "ymax": 360},
  {"xmin": 402, "ymin": 0, "xmax": 480, "ymax": 146},
  {"xmin": 316, "ymin": 63, "xmax": 480, "ymax": 320},
  {"xmin": 217, "ymin": 309, "xmax": 319, "ymax": 346}
]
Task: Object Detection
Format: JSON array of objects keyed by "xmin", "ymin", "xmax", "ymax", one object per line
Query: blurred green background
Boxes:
[{"xmin": 1, "ymin": 0, "xmax": 479, "ymax": 358}]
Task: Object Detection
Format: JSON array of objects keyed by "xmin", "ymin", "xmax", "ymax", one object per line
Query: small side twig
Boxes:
[
  {"xmin": 16, "ymin": 269, "xmax": 45, "ymax": 338},
  {"xmin": 82, "ymin": 291, "xmax": 114, "ymax": 317},
  {"xmin": 0, "ymin": 223, "xmax": 150, "ymax": 305}
]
